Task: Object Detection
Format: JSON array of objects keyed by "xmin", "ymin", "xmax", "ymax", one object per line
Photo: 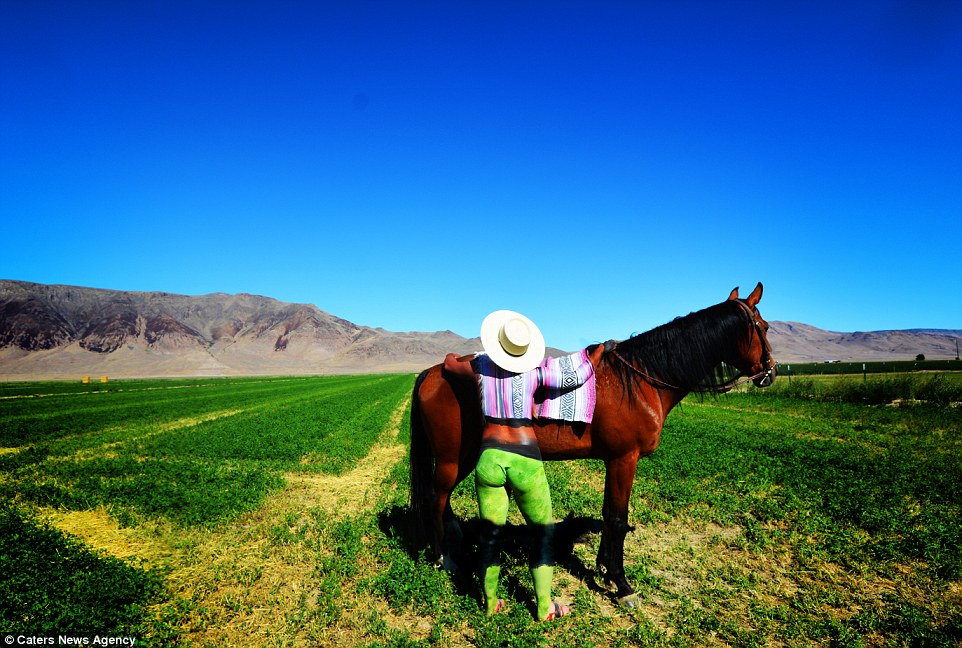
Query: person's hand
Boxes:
[
  {"xmin": 443, "ymin": 352, "xmax": 476, "ymax": 379},
  {"xmin": 588, "ymin": 343, "xmax": 605, "ymax": 369}
]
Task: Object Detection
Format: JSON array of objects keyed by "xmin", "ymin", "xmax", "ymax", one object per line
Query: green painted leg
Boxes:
[
  {"xmin": 532, "ymin": 563, "xmax": 553, "ymax": 620},
  {"xmin": 483, "ymin": 564, "xmax": 502, "ymax": 615}
]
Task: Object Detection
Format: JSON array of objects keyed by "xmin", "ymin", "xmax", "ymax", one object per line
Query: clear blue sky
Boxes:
[{"xmin": 2, "ymin": 1, "xmax": 960, "ymax": 351}]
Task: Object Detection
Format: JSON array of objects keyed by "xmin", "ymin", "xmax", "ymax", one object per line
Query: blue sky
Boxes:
[{"xmin": 2, "ymin": 1, "xmax": 960, "ymax": 351}]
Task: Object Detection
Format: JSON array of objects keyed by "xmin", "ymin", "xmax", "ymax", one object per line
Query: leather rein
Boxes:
[{"xmin": 609, "ymin": 299, "xmax": 776, "ymax": 394}]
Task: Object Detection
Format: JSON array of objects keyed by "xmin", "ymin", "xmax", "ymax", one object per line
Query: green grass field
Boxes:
[{"xmin": 1, "ymin": 373, "xmax": 960, "ymax": 646}]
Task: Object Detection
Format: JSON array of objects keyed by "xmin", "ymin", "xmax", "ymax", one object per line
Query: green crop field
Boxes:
[{"xmin": 1, "ymin": 373, "xmax": 960, "ymax": 646}]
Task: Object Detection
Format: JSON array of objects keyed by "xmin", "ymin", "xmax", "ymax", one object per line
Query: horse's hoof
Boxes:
[
  {"xmin": 440, "ymin": 553, "xmax": 459, "ymax": 573},
  {"xmin": 617, "ymin": 593, "xmax": 641, "ymax": 608}
]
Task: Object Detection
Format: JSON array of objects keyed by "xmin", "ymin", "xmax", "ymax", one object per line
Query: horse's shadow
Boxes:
[{"xmin": 377, "ymin": 506, "xmax": 607, "ymax": 604}]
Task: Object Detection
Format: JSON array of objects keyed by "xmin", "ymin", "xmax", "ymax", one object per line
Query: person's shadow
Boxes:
[{"xmin": 377, "ymin": 507, "xmax": 607, "ymax": 607}]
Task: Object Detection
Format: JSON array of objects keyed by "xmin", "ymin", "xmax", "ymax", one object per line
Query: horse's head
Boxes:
[{"xmin": 726, "ymin": 282, "xmax": 777, "ymax": 388}]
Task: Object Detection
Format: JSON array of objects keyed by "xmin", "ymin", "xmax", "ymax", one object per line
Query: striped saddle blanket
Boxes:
[{"xmin": 534, "ymin": 353, "xmax": 597, "ymax": 423}]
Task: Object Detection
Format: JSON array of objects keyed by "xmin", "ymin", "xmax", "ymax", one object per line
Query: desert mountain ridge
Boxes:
[{"xmin": 1, "ymin": 280, "xmax": 959, "ymax": 380}]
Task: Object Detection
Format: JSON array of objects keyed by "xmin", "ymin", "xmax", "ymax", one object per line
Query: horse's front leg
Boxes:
[{"xmin": 597, "ymin": 452, "xmax": 640, "ymax": 606}]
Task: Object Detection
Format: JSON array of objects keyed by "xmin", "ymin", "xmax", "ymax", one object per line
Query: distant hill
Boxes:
[
  {"xmin": 0, "ymin": 280, "xmax": 958, "ymax": 380},
  {"xmin": 767, "ymin": 321, "xmax": 961, "ymax": 364},
  {"xmin": 0, "ymin": 280, "xmax": 479, "ymax": 380}
]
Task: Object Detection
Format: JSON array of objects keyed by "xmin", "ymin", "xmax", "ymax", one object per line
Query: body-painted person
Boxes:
[{"xmin": 444, "ymin": 310, "xmax": 602, "ymax": 621}]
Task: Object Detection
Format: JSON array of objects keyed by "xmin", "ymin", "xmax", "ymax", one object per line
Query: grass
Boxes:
[
  {"xmin": 441, "ymin": 380, "xmax": 962, "ymax": 646},
  {"xmin": 1, "ymin": 373, "xmax": 960, "ymax": 645},
  {"xmin": 756, "ymin": 371, "xmax": 962, "ymax": 406},
  {"xmin": 0, "ymin": 503, "xmax": 169, "ymax": 638}
]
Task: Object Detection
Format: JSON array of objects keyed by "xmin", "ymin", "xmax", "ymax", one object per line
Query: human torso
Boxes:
[
  {"xmin": 471, "ymin": 353, "xmax": 539, "ymax": 457},
  {"xmin": 473, "ymin": 351, "xmax": 593, "ymax": 460}
]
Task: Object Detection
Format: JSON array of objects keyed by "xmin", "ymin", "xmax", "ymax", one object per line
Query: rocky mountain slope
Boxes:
[
  {"xmin": 1, "ymin": 280, "xmax": 958, "ymax": 380},
  {"xmin": 0, "ymin": 280, "xmax": 478, "ymax": 379}
]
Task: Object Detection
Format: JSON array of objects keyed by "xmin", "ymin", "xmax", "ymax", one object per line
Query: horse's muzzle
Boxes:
[{"xmin": 753, "ymin": 365, "xmax": 777, "ymax": 388}]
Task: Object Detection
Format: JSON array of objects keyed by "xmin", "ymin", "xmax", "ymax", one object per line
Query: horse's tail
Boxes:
[{"xmin": 409, "ymin": 368, "xmax": 434, "ymax": 550}]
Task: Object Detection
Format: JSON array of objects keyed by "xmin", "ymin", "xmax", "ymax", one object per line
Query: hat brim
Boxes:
[{"xmin": 480, "ymin": 310, "xmax": 546, "ymax": 374}]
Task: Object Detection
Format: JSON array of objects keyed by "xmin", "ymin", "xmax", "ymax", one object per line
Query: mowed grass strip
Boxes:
[
  {"xmin": 1, "ymin": 374, "xmax": 414, "ymax": 529},
  {"xmin": 1, "ymin": 374, "xmax": 417, "ymax": 645},
  {"xmin": 0, "ymin": 375, "xmax": 379, "ymax": 447}
]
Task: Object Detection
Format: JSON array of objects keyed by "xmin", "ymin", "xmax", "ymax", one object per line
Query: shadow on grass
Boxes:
[{"xmin": 378, "ymin": 506, "xmax": 608, "ymax": 608}]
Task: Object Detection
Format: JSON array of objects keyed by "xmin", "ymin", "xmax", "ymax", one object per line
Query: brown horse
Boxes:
[{"xmin": 409, "ymin": 283, "xmax": 776, "ymax": 605}]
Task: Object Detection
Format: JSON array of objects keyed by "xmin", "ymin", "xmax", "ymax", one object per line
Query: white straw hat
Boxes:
[{"xmin": 480, "ymin": 310, "xmax": 546, "ymax": 373}]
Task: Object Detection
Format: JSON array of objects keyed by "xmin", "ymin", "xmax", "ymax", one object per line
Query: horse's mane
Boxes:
[{"xmin": 609, "ymin": 300, "xmax": 751, "ymax": 395}]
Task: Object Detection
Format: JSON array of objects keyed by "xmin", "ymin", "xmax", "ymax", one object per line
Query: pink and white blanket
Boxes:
[{"xmin": 535, "ymin": 351, "xmax": 597, "ymax": 423}]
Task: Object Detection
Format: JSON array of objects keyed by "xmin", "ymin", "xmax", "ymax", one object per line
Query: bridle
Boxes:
[
  {"xmin": 731, "ymin": 298, "xmax": 776, "ymax": 389},
  {"xmin": 610, "ymin": 299, "xmax": 776, "ymax": 393}
]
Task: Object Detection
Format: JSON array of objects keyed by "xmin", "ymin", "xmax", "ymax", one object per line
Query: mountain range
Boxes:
[{"xmin": 1, "ymin": 280, "xmax": 959, "ymax": 380}]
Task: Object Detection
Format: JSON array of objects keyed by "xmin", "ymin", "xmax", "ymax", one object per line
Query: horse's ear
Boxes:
[
  {"xmin": 746, "ymin": 282, "xmax": 763, "ymax": 307},
  {"xmin": 727, "ymin": 287, "xmax": 740, "ymax": 301}
]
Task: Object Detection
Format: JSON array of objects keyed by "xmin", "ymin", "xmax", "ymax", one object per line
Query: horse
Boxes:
[{"xmin": 409, "ymin": 282, "xmax": 776, "ymax": 605}]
